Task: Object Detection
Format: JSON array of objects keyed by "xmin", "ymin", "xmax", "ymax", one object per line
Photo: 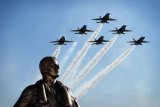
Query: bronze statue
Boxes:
[{"xmin": 14, "ymin": 56, "xmax": 80, "ymax": 107}]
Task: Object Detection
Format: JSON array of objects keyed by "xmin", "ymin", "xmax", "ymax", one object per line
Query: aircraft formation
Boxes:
[{"xmin": 50, "ymin": 13, "xmax": 149, "ymax": 46}]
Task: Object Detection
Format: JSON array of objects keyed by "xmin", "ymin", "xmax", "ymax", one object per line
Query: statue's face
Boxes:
[{"xmin": 47, "ymin": 59, "xmax": 60, "ymax": 79}]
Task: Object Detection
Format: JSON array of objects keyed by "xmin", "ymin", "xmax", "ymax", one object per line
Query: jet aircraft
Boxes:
[
  {"xmin": 71, "ymin": 25, "xmax": 94, "ymax": 34},
  {"xmin": 110, "ymin": 25, "xmax": 132, "ymax": 34},
  {"xmin": 50, "ymin": 36, "xmax": 73, "ymax": 45},
  {"xmin": 92, "ymin": 13, "xmax": 117, "ymax": 23},
  {"xmin": 89, "ymin": 36, "xmax": 110, "ymax": 45},
  {"xmin": 127, "ymin": 36, "xmax": 150, "ymax": 45}
]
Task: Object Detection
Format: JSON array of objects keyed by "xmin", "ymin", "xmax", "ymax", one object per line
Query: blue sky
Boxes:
[{"xmin": 1, "ymin": 0, "xmax": 160, "ymax": 107}]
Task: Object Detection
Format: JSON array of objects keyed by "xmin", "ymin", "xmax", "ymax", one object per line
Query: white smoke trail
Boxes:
[
  {"xmin": 75, "ymin": 46, "xmax": 135, "ymax": 99},
  {"xmin": 59, "ymin": 42, "xmax": 78, "ymax": 76},
  {"xmin": 52, "ymin": 45, "xmax": 61, "ymax": 59},
  {"xmin": 61, "ymin": 24, "xmax": 103, "ymax": 83},
  {"xmin": 71, "ymin": 35, "xmax": 118, "ymax": 89}
]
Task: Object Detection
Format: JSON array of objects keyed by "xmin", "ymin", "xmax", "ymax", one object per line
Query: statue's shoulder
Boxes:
[
  {"xmin": 35, "ymin": 80, "xmax": 43, "ymax": 86},
  {"xmin": 56, "ymin": 80, "xmax": 70, "ymax": 90},
  {"xmin": 25, "ymin": 84, "xmax": 35, "ymax": 90},
  {"xmin": 24, "ymin": 80, "xmax": 43, "ymax": 93},
  {"xmin": 21, "ymin": 84, "xmax": 36, "ymax": 96}
]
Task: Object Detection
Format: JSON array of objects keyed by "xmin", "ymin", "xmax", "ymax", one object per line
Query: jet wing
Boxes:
[
  {"xmin": 53, "ymin": 43, "xmax": 61, "ymax": 45},
  {"xmin": 124, "ymin": 30, "xmax": 132, "ymax": 32},
  {"xmin": 86, "ymin": 30, "xmax": 94, "ymax": 32},
  {"xmin": 142, "ymin": 41, "xmax": 150, "ymax": 43},
  {"xmin": 65, "ymin": 40, "xmax": 73, "ymax": 42},
  {"xmin": 127, "ymin": 41, "xmax": 136, "ymax": 45},
  {"xmin": 108, "ymin": 18, "xmax": 117, "ymax": 21},
  {"xmin": 49, "ymin": 41, "xmax": 59, "ymax": 43},
  {"xmin": 109, "ymin": 30, "xmax": 118, "ymax": 32},
  {"xmin": 127, "ymin": 41, "xmax": 135, "ymax": 43},
  {"xmin": 74, "ymin": 32, "xmax": 81, "ymax": 34},
  {"xmin": 88, "ymin": 40, "xmax": 96, "ymax": 42},
  {"xmin": 92, "ymin": 18, "xmax": 102, "ymax": 20},
  {"xmin": 129, "ymin": 44, "xmax": 136, "ymax": 45},
  {"xmin": 71, "ymin": 30, "xmax": 80, "ymax": 32},
  {"xmin": 102, "ymin": 40, "xmax": 110, "ymax": 42},
  {"xmin": 88, "ymin": 39, "xmax": 97, "ymax": 42},
  {"xmin": 54, "ymin": 43, "xmax": 67, "ymax": 45},
  {"xmin": 96, "ymin": 21, "xmax": 102, "ymax": 23}
]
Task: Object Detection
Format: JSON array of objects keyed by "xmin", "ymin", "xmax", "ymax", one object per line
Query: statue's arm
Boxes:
[{"xmin": 13, "ymin": 85, "xmax": 34, "ymax": 107}]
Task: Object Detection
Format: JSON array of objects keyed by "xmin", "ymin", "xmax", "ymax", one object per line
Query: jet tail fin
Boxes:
[{"xmin": 133, "ymin": 38, "xmax": 136, "ymax": 41}]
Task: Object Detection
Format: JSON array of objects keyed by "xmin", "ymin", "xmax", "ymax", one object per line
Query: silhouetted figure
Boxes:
[{"xmin": 14, "ymin": 56, "xmax": 79, "ymax": 107}]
